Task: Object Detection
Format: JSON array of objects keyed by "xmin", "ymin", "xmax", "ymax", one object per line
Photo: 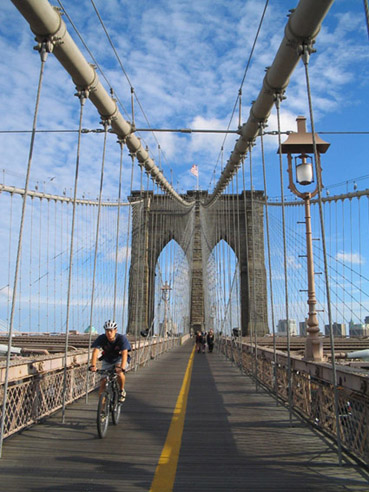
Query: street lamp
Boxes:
[
  {"xmin": 161, "ymin": 281, "xmax": 172, "ymax": 338},
  {"xmin": 280, "ymin": 116, "xmax": 330, "ymax": 361}
]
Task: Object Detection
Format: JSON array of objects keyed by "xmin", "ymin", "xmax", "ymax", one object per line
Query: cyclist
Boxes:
[{"xmin": 89, "ymin": 320, "xmax": 131, "ymax": 402}]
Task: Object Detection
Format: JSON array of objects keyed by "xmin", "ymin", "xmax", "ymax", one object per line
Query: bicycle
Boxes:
[{"xmin": 95, "ymin": 368, "xmax": 122, "ymax": 438}]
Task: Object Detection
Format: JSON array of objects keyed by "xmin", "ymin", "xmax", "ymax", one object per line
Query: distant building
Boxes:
[
  {"xmin": 364, "ymin": 316, "xmax": 369, "ymax": 325},
  {"xmin": 350, "ymin": 324, "xmax": 369, "ymax": 337},
  {"xmin": 299, "ymin": 321, "xmax": 307, "ymax": 336},
  {"xmin": 324, "ymin": 322, "xmax": 346, "ymax": 337},
  {"xmin": 277, "ymin": 319, "xmax": 297, "ymax": 336}
]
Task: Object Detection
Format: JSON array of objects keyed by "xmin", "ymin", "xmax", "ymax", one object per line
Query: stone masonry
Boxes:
[{"xmin": 127, "ymin": 190, "xmax": 268, "ymax": 337}]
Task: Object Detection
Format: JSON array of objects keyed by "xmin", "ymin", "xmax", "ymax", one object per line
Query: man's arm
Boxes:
[
  {"xmin": 120, "ymin": 349, "xmax": 128, "ymax": 370},
  {"xmin": 90, "ymin": 347, "xmax": 99, "ymax": 371}
]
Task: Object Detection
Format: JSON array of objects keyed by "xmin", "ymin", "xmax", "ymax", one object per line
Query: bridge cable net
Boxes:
[{"xmin": 199, "ymin": 33, "xmax": 369, "ymax": 463}]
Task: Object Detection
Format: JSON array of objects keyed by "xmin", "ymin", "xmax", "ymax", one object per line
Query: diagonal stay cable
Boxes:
[
  {"xmin": 208, "ymin": 0, "xmax": 270, "ymax": 190},
  {"xmin": 89, "ymin": 0, "xmax": 165, "ymax": 163},
  {"xmin": 57, "ymin": 0, "xmax": 131, "ymax": 121}
]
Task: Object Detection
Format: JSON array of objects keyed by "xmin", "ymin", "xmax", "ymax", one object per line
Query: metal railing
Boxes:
[
  {"xmin": 218, "ymin": 336, "xmax": 369, "ymax": 466},
  {"xmin": 0, "ymin": 336, "xmax": 182, "ymax": 440}
]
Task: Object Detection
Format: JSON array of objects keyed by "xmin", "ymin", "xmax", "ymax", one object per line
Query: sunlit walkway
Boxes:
[{"xmin": 1, "ymin": 341, "xmax": 368, "ymax": 491}]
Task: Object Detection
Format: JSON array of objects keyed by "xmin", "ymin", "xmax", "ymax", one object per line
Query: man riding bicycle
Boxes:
[{"xmin": 89, "ymin": 320, "xmax": 131, "ymax": 402}]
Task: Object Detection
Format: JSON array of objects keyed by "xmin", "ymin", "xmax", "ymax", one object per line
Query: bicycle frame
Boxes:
[{"xmin": 96, "ymin": 368, "xmax": 122, "ymax": 438}]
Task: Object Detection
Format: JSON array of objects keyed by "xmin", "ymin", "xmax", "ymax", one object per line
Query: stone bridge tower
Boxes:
[{"xmin": 127, "ymin": 190, "xmax": 268, "ymax": 337}]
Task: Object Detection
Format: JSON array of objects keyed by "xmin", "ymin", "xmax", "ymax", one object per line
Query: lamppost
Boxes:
[
  {"xmin": 280, "ymin": 116, "xmax": 330, "ymax": 361},
  {"xmin": 161, "ymin": 281, "xmax": 172, "ymax": 338}
]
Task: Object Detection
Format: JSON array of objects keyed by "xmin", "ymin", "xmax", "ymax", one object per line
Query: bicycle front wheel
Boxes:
[
  {"xmin": 111, "ymin": 388, "xmax": 121, "ymax": 425},
  {"xmin": 97, "ymin": 392, "xmax": 110, "ymax": 438}
]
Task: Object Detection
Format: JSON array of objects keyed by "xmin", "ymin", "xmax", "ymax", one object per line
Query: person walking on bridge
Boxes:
[
  {"xmin": 89, "ymin": 320, "xmax": 131, "ymax": 402},
  {"xmin": 207, "ymin": 329, "xmax": 214, "ymax": 352}
]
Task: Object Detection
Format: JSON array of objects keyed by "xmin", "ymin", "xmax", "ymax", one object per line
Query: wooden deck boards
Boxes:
[{"xmin": 0, "ymin": 341, "xmax": 368, "ymax": 491}]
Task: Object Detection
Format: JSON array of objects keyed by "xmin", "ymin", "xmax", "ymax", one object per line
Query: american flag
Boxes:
[{"xmin": 190, "ymin": 164, "xmax": 198, "ymax": 177}]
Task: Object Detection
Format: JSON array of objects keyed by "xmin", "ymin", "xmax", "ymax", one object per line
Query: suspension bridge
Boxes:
[{"xmin": 0, "ymin": 0, "xmax": 369, "ymax": 489}]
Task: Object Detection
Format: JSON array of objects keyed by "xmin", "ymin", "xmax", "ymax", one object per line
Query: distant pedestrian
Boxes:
[
  {"xmin": 201, "ymin": 331, "xmax": 207, "ymax": 353},
  {"xmin": 207, "ymin": 330, "xmax": 214, "ymax": 353},
  {"xmin": 195, "ymin": 331, "xmax": 203, "ymax": 353}
]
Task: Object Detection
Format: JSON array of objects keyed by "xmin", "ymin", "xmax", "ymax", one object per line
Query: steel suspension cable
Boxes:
[
  {"xmin": 358, "ymin": 198, "xmax": 362, "ymax": 321},
  {"xmin": 133, "ymin": 166, "xmax": 145, "ymax": 368},
  {"xmin": 61, "ymin": 90, "xmax": 88, "ymax": 414},
  {"xmin": 38, "ymin": 195, "xmax": 42, "ymax": 331},
  {"xmin": 46, "ymin": 196, "xmax": 50, "ymax": 331},
  {"xmin": 350, "ymin": 199, "xmax": 353, "ymax": 320},
  {"xmin": 259, "ymin": 125, "xmax": 278, "ymax": 400},
  {"xmin": 235, "ymin": 170, "xmax": 243, "ymax": 366},
  {"xmin": 249, "ymin": 145, "xmax": 259, "ymax": 388},
  {"xmin": 6, "ymin": 194, "xmax": 13, "ymax": 328},
  {"xmin": 240, "ymin": 157, "xmax": 251, "ymax": 368},
  {"xmin": 301, "ymin": 43, "xmax": 342, "ymax": 464},
  {"xmin": 274, "ymin": 92, "xmax": 292, "ymax": 424},
  {"xmin": 121, "ymin": 152, "xmax": 136, "ymax": 335},
  {"xmin": 85, "ymin": 119, "xmax": 111, "ymax": 402},
  {"xmin": 29, "ymin": 198, "xmax": 34, "ymax": 332},
  {"xmin": 0, "ymin": 43, "xmax": 49, "ymax": 458},
  {"xmin": 209, "ymin": 0, "xmax": 270, "ymax": 189},
  {"xmin": 113, "ymin": 140, "xmax": 125, "ymax": 320}
]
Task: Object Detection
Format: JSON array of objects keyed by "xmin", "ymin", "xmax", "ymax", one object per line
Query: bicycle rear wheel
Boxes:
[
  {"xmin": 111, "ymin": 387, "xmax": 121, "ymax": 425},
  {"xmin": 97, "ymin": 392, "xmax": 109, "ymax": 438}
]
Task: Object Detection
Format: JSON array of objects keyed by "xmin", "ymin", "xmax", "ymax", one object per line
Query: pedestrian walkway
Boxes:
[{"xmin": 0, "ymin": 341, "xmax": 368, "ymax": 491}]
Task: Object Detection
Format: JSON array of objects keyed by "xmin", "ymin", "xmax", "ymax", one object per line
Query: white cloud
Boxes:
[{"xmin": 336, "ymin": 252, "xmax": 364, "ymax": 265}]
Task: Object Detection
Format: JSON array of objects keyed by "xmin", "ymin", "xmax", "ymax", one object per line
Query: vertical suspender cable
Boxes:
[
  {"xmin": 235, "ymin": 170, "xmax": 243, "ymax": 366},
  {"xmin": 350, "ymin": 199, "xmax": 353, "ymax": 319},
  {"xmin": 241, "ymin": 157, "xmax": 252, "ymax": 370},
  {"xmin": 133, "ymin": 164, "xmax": 144, "ymax": 369},
  {"xmin": 46, "ymin": 197, "xmax": 50, "ymax": 332},
  {"xmin": 29, "ymin": 198, "xmax": 34, "ymax": 332},
  {"xmin": 275, "ymin": 92, "xmax": 292, "ymax": 424},
  {"xmin": 54, "ymin": 199, "xmax": 57, "ymax": 331},
  {"xmin": 230, "ymin": 179, "xmax": 236, "ymax": 362},
  {"xmin": 229, "ymin": 178, "xmax": 239, "ymax": 363},
  {"xmin": 122, "ymin": 153, "xmax": 136, "ymax": 335},
  {"xmin": 335, "ymin": 200, "xmax": 338, "ymax": 322},
  {"xmin": 61, "ymin": 90, "xmax": 87, "ymax": 415},
  {"xmin": 226, "ymin": 187, "xmax": 233, "ymax": 338},
  {"xmin": 249, "ymin": 144, "xmax": 258, "ymax": 388},
  {"xmin": 358, "ymin": 198, "xmax": 362, "ymax": 321},
  {"xmin": 7, "ymin": 194, "xmax": 13, "ymax": 328},
  {"xmin": 301, "ymin": 43, "xmax": 342, "ymax": 464},
  {"xmin": 113, "ymin": 140, "xmax": 125, "ymax": 320},
  {"xmin": 260, "ymin": 125, "xmax": 278, "ymax": 401},
  {"xmin": 85, "ymin": 118, "xmax": 110, "ymax": 402},
  {"xmin": 342, "ymin": 203, "xmax": 345, "ymax": 323},
  {"xmin": 0, "ymin": 44, "xmax": 49, "ymax": 458},
  {"xmin": 121, "ymin": 152, "xmax": 135, "ymax": 334},
  {"xmin": 38, "ymin": 197, "xmax": 42, "ymax": 331}
]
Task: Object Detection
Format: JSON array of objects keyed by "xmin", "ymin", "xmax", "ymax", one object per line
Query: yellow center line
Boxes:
[{"xmin": 150, "ymin": 345, "xmax": 196, "ymax": 492}]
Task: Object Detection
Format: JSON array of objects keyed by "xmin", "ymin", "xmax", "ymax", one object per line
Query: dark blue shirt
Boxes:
[{"xmin": 92, "ymin": 333, "xmax": 131, "ymax": 363}]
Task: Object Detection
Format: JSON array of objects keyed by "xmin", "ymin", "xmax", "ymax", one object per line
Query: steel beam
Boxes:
[
  {"xmin": 11, "ymin": 0, "xmax": 192, "ymax": 207},
  {"xmin": 208, "ymin": 0, "xmax": 335, "ymax": 205}
]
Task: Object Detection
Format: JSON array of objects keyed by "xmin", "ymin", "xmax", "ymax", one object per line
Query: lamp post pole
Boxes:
[
  {"xmin": 287, "ymin": 153, "xmax": 324, "ymax": 361},
  {"xmin": 303, "ymin": 192, "xmax": 322, "ymax": 360},
  {"xmin": 281, "ymin": 116, "xmax": 330, "ymax": 361},
  {"xmin": 161, "ymin": 281, "xmax": 171, "ymax": 338}
]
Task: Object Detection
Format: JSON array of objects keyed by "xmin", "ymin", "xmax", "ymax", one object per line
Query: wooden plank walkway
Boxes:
[{"xmin": 0, "ymin": 340, "xmax": 368, "ymax": 491}]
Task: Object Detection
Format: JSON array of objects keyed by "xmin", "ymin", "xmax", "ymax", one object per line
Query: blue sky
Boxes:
[
  {"xmin": 0, "ymin": 1, "xmax": 369, "ymax": 334},
  {"xmin": 0, "ymin": 0, "xmax": 368, "ymax": 200}
]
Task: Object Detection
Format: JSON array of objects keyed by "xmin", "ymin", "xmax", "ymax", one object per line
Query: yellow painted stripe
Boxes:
[{"xmin": 150, "ymin": 345, "xmax": 195, "ymax": 492}]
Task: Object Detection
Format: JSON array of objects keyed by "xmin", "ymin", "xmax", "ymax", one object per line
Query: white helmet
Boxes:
[{"xmin": 104, "ymin": 320, "xmax": 117, "ymax": 330}]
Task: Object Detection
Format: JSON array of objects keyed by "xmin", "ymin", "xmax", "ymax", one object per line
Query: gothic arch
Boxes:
[{"xmin": 127, "ymin": 190, "xmax": 268, "ymax": 336}]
